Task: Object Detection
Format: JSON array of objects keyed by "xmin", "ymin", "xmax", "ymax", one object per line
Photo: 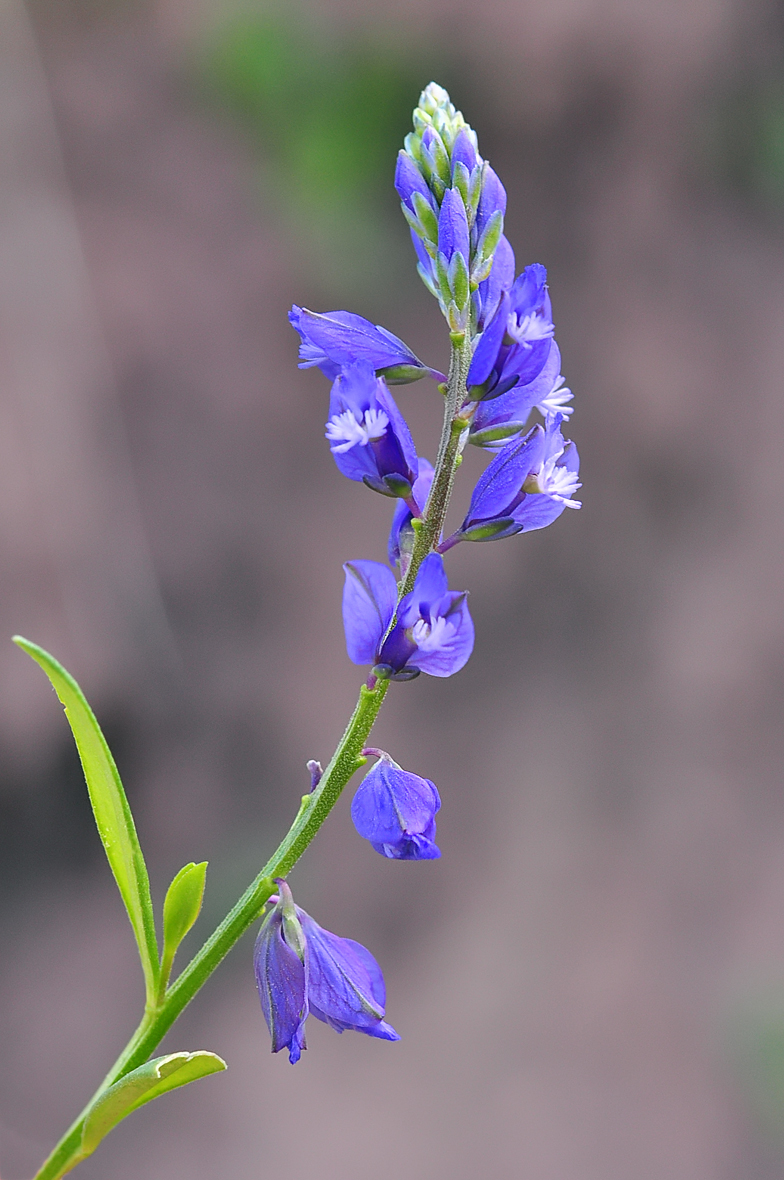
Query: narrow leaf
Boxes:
[
  {"xmin": 81, "ymin": 1051, "xmax": 227, "ymax": 1154},
  {"xmin": 13, "ymin": 637, "xmax": 159, "ymax": 999}
]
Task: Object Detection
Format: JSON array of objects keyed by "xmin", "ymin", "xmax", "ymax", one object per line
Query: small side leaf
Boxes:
[
  {"xmin": 161, "ymin": 861, "xmax": 207, "ymax": 986},
  {"xmin": 81, "ymin": 1051, "xmax": 227, "ymax": 1155},
  {"xmin": 13, "ymin": 637, "xmax": 159, "ymax": 999}
]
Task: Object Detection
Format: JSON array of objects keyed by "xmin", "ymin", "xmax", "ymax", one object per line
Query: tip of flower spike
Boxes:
[{"xmin": 419, "ymin": 82, "xmax": 451, "ymax": 113}]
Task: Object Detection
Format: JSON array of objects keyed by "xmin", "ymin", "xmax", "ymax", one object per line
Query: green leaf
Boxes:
[
  {"xmin": 81, "ymin": 1051, "xmax": 227, "ymax": 1155},
  {"xmin": 161, "ymin": 862, "xmax": 208, "ymax": 987},
  {"xmin": 13, "ymin": 637, "xmax": 159, "ymax": 1000}
]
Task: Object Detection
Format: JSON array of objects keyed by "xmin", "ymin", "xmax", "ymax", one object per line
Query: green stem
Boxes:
[
  {"xmin": 399, "ymin": 333, "xmax": 472, "ymax": 597},
  {"xmin": 32, "ymin": 682, "xmax": 389, "ymax": 1180},
  {"xmin": 32, "ymin": 335, "xmax": 470, "ymax": 1180}
]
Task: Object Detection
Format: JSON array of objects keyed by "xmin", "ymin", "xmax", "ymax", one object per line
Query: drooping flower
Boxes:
[
  {"xmin": 289, "ymin": 306, "xmax": 443, "ymax": 384},
  {"xmin": 325, "ymin": 361, "xmax": 419, "ymax": 498},
  {"xmin": 352, "ymin": 750, "xmax": 441, "ymax": 860},
  {"xmin": 254, "ymin": 881, "xmax": 399, "ymax": 1064},
  {"xmin": 342, "ymin": 552, "xmax": 473, "ymax": 679},
  {"xmin": 442, "ymin": 414, "xmax": 581, "ymax": 547}
]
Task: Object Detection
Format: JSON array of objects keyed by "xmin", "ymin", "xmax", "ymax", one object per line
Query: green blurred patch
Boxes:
[
  {"xmin": 194, "ymin": 9, "xmax": 452, "ymax": 289},
  {"xmin": 728, "ymin": 991, "xmax": 784, "ymax": 1146},
  {"xmin": 709, "ymin": 77, "xmax": 784, "ymax": 209}
]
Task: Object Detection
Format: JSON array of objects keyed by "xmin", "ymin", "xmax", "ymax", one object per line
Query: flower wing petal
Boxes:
[
  {"xmin": 299, "ymin": 914, "xmax": 399, "ymax": 1040},
  {"xmin": 342, "ymin": 561, "xmax": 397, "ymax": 665}
]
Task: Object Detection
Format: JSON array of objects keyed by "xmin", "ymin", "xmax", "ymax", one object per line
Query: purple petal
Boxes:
[
  {"xmin": 388, "ymin": 459, "xmax": 434, "ymax": 565},
  {"xmin": 375, "ymin": 381, "xmax": 419, "ymax": 482},
  {"xmin": 298, "ymin": 912, "xmax": 400, "ymax": 1040},
  {"xmin": 475, "ymin": 165, "xmax": 507, "ymax": 239},
  {"xmin": 291, "ymin": 307, "xmax": 424, "ymax": 373},
  {"xmin": 475, "ymin": 235, "xmax": 515, "ymax": 330},
  {"xmin": 342, "ymin": 561, "xmax": 397, "ymax": 665},
  {"xmin": 408, "ymin": 591, "xmax": 475, "ymax": 678},
  {"xmin": 370, "ymin": 833, "xmax": 440, "ymax": 860},
  {"xmin": 253, "ymin": 914, "xmax": 308, "ymax": 1063},
  {"xmin": 411, "ymin": 552, "xmax": 449, "ymax": 609},
  {"xmin": 511, "ymin": 494, "xmax": 569, "ymax": 532},
  {"xmin": 438, "ymin": 187, "xmax": 469, "ymax": 265},
  {"xmin": 510, "ymin": 264, "xmax": 548, "ymax": 317},
  {"xmin": 451, "ymin": 128, "xmax": 478, "ymax": 175},
  {"xmin": 464, "ymin": 426, "xmax": 545, "ymax": 524},
  {"xmin": 395, "ymin": 151, "xmax": 432, "ymax": 211},
  {"xmin": 468, "ymin": 291, "xmax": 511, "ymax": 387}
]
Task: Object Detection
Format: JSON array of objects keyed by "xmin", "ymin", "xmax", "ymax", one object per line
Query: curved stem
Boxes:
[{"xmin": 32, "ymin": 336, "xmax": 470, "ymax": 1180}]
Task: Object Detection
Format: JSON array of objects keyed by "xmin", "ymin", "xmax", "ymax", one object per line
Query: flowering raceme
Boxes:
[
  {"xmin": 254, "ymin": 882, "xmax": 399, "ymax": 1064},
  {"xmin": 16, "ymin": 80, "xmax": 585, "ymax": 1175}
]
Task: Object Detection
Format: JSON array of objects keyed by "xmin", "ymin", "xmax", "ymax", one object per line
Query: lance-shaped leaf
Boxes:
[
  {"xmin": 161, "ymin": 861, "xmax": 208, "ymax": 989},
  {"xmin": 13, "ymin": 637, "xmax": 159, "ymax": 1000},
  {"xmin": 81, "ymin": 1051, "xmax": 227, "ymax": 1155}
]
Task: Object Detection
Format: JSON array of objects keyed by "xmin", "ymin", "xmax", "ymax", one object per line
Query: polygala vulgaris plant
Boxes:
[{"xmin": 17, "ymin": 82, "xmax": 580, "ymax": 1177}]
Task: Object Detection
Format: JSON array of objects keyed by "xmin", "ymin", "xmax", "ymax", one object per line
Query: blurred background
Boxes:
[{"xmin": 2, "ymin": 0, "xmax": 784, "ymax": 1175}]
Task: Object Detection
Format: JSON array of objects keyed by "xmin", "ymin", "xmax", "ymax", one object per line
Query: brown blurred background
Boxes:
[{"xmin": 2, "ymin": 0, "xmax": 784, "ymax": 1175}]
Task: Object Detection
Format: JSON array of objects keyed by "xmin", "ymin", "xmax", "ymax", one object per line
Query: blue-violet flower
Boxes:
[
  {"xmin": 326, "ymin": 361, "xmax": 419, "ymax": 498},
  {"xmin": 342, "ymin": 552, "xmax": 473, "ymax": 679},
  {"xmin": 469, "ymin": 341, "xmax": 573, "ymax": 449},
  {"xmin": 254, "ymin": 881, "xmax": 400, "ymax": 1064},
  {"xmin": 352, "ymin": 750, "xmax": 441, "ymax": 860},
  {"xmin": 444, "ymin": 414, "xmax": 581, "ymax": 545}
]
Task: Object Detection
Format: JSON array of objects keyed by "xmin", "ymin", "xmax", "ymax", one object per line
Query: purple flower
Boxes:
[
  {"xmin": 254, "ymin": 882, "xmax": 399, "ymax": 1064},
  {"xmin": 326, "ymin": 361, "xmax": 418, "ymax": 498},
  {"xmin": 342, "ymin": 553, "xmax": 474, "ymax": 679},
  {"xmin": 352, "ymin": 750, "xmax": 441, "ymax": 860},
  {"xmin": 289, "ymin": 306, "xmax": 442, "ymax": 384},
  {"xmin": 469, "ymin": 341, "xmax": 573, "ymax": 449},
  {"xmin": 388, "ymin": 458, "xmax": 434, "ymax": 566},
  {"xmin": 468, "ymin": 263, "xmax": 556, "ymax": 392},
  {"xmin": 444, "ymin": 414, "xmax": 581, "ymax": 546},
  {"xmin": 506, "ymin": 265, "xmax": 555, "ymax": 347}
]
